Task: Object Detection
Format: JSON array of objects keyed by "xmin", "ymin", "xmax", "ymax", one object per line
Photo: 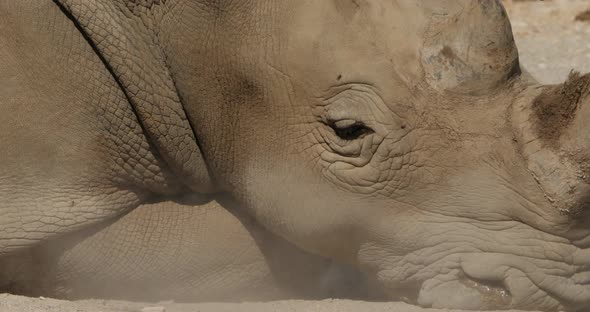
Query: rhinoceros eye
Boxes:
[{"xmin": 329, "ymin": 119, "xmax": 373, "ymax": 141}]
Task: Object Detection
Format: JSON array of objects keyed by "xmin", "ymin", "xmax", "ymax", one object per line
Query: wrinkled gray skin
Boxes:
[{"xmin": 2, "ymin": 0, "xmax": 590, "ymax": 311}]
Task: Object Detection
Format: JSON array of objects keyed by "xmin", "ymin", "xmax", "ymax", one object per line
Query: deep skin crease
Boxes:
[{"xmin": 2, "ymin": 0, "xmax": 590, "ymax": 311}]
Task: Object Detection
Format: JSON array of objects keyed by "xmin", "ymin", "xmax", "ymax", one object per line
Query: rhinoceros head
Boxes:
[{"xmin": 161, "ymin": 0, "xmax": 590, "ymax": 310}]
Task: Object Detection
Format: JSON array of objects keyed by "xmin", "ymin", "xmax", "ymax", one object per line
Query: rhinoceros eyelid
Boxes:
[
  {"xmin": 331, "ymin": 119, "xmax": 360, "ymax": 129},
  {"xmin": 320, "ymin": 82, "xmax": 381, "ymax": 101}
]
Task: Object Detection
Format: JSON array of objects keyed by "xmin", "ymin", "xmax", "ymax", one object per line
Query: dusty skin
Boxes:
[{"xmin": 3, "ymin": 0, "xmax": 590, "ymax": 312}]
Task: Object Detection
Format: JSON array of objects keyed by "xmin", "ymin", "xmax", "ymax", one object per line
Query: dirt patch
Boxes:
[
  {"xmin": 576, "ymin": 9, "xmax": 590, "ymax": 22},
  {"xmin": 533, "ymin": 71, "xmax": 590, "ymax": 142}
]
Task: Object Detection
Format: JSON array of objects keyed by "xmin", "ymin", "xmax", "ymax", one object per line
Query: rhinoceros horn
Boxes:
[
  {"xmin": 421, "ymin": 0, "xmax": 520, "ymax": 95},
  {"xmin": 528, "ymin": 72, "xmax": 590, "ymax": 219}
]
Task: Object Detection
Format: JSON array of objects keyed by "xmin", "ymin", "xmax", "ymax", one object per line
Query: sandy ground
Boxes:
[
  {"xmin": 509, "ymin": 0, "xmax": 590, "ymax": 83},
  {"xmin": 0, "ymin": 294, "xmax": 542, "ymax": 312},
  {"xmin": 3, "ymin": 1, "xmax": 590, "ymax": 312}
]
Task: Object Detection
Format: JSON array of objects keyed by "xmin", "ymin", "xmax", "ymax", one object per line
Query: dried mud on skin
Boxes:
[
  {"xmin": 2, "ymin": 1, "xmax": 590, "ymax": 312},
  {"xmin": 533, "ymin": 71, "xmax": 590, "ymax": 142},
  {"xmin": 576, "ymin": 9, "xmax": 590, "ymax": 22}
]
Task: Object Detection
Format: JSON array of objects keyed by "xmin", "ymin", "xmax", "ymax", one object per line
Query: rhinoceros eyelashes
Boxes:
[{"xmin": 328, "ymin": 119, "xmax": 373, "ymax": 141}]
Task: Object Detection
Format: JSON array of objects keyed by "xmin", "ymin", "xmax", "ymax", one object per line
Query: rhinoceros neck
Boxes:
[{"xmin": 53, "ymin": 0, "xmax": 217, "ymax": 193}]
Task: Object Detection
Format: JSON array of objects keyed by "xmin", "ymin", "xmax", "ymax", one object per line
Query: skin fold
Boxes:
[
  {"xmin": 0, "ymin": 197, "xmax": 368, "ymax": 301},
  {"xmin": 1, "ymin": 0, "xmax": 590, "ymax": 311}
]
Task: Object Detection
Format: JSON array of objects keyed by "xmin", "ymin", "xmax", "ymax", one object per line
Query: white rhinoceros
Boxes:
[{"xmin": 1, "ymin": 0, "xmax": 590, "ymax": 311}]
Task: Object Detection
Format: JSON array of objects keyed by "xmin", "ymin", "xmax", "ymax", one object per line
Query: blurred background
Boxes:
[{"xmin": 505, "ymin": 0, "xmax": 590, "ymax": 83}]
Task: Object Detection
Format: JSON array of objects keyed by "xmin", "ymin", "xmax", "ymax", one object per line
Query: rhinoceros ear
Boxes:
[{"xmin": 421, "ymin": 0, "xmax": 520, "ymax": 95}]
